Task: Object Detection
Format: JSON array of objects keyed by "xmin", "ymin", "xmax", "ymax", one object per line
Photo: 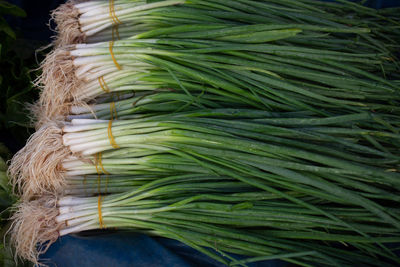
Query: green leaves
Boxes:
[
  {"xmin": 0, "ymin": 17, "xmax": 15, "ymax": 39},
  {"xmin": 0, "ymin": 1, "xmax": 40, "ymax": 150},
  {"xmin": 0, "ymin": 4, "xmax": 35, "ymax": 265},
  {"xmin": 0, "ymin": 1, "xmax": 26, "ymax": 39},
  {"xmin": 0, "ymin": 1, "xmax": 26, "ymax": 17}
]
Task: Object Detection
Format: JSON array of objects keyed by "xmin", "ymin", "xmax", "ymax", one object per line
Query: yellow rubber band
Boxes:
[
  {"xmin": 95, "ymin": 153, "xmax": 101, "ymax": 175},
  {"xmin": 112, "ymin": 24, "xmax": 120, "ymax": 41},
  {"xmin": 98, "ymin": 76, "xmax": 111, "ymax": 93},
  {"xmin": 113, "ymin": 2, "xmax": 122, "ymax": 25},
  {"xmin": 109, "ymin": 41, "xmax": 122, "ymax": 70},
  {"xmin": 107, "ymin": 102, "xmax": 119, "ymax": 149},
  {"xmin": 109, "ymin": 0, "xmax": 122, "ymax": 25},
  {"xmin": 95, "ymin": 152, "xmax": 110, "ymax": 175},
  {"xmin": 98, "ymin": 195, "xmax": 105, "ymax": 229},
  {"xmin": 110, "ymin": 102, "xmax": 118, "ymax": 120},
  {"xmin": 109, "ymin": 0, "xmax": 117, "ymax": 25},
  {"xmin": 108, "ymin": 120, "xmax": 120, "ymax": 149},
  {"xmin": 97, "ymin": 174, "xmax": 101, "ymax": 194},
  {"xmin": 108, "ymin": 0, "xmax": 121, "ymax": 69},
  {"xmin": 99, "ymin": 153, "xmax": 110, "ymax": 175}
]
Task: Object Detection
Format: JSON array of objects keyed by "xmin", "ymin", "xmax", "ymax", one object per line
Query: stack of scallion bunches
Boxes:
[{"xmin": 8, "ymin": 0, "xmax": 400, "ymax": 266}]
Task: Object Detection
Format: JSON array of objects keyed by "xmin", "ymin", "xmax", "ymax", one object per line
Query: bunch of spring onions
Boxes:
[
  {"xmin": 8, "ymin": 0, "xmax": 400, "ymax": 266},
  {"xmin": 36, "ymin": 0, "xmax": 400, "ymax": 125}
]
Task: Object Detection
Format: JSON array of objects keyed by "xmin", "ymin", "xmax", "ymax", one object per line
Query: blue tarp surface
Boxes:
[
  {"xmin": 6, "ymin": 0, "xmax": 399, "ymax": 266},
  {"xmin": 41, "ymin": 232, "xmax": 284, "ymax": 267}
]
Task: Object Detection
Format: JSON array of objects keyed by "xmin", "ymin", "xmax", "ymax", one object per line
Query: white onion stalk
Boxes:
[
  {"xmin": 11, "ymin": 107, "xmax": 400, "ymax": 200},
  {"xmin": 11, "ymin": 180, "xmax": 400, "ymax": 266},
  {"xmin": 10, "ymin": 173, "xmax": 249, "ymax": 264},
  {"xmin": 35, "ymin": 40, "xmax": 172, "ymax": 126},
  {"xmin": 64, "ymin": 174, "xmax": 157, "ymax": 196},
  {"xmin": 52, "ymin": 0, "xmax": 185, "ymax": 46}
]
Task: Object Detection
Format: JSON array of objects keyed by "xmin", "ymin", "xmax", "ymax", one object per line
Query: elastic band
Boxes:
[
  {"xmin": 112, "ymin": 24, "xmax": 120, "ymax": 41},
  {"xmin": 108, "ymin": 120, "xmax": 120, "ymax": 149},
  {"xmin": 95, "ymin": 152, "xmax": 110, "ymax": 175},
  {"xmin": 109, "ymin": 0, "xmax": 122, "ymax": 25},
  {"xmin": 109, "ymin": 41, "xmax": 122, "ymax": 70},
  {"xmin": 97, "ymin": 174, "xmax": 101, "ymax": 194},
  {"xmin": 110, "ymin": 102, "xmax": 118, "ymax": 120},
  {"xmin": 98, "ymin": 195, "xmax": 105, "ymax": 229},
  {"xmin": 107, "ymin": 102, "xmax": 119, "ymax": 149},
  {"xmin": 99, "ymin": 153, "xmax": 110, "ymax": 175},
  {"xmin": 108, "ymin": 0, "xmax": 121, "ymax": 69},
  {"xmin": 109, "ymin": 0, "xmax": 117, "ymax": 25},
  {"xmin": 98, "ymin": 76, "xmax": 111, "ymax": 93},
  {"xmin": 95, "ymin": 153, "xmax": 101, "ymax": 175},
  {"xmin": 112, "ymin": 2, "xmax": 122, "ymax": 25}
]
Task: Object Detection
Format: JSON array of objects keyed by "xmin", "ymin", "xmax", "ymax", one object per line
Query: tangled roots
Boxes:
[
  {"xmin": 34, "ymin": 48, "xmax": 82, "ymax": 126},
  {"xmin": 27, "ymin": 101, "xmax": 66, "ymax": 130},
  {"xmin": 52, "ymin": 0, "xmax": 86, "ymax": 47},
  {"xmin": 28, "ymin": 100, "xmax": 91, "ymax": 130},
  {"xmin": 8, "ymin": 122, "xmax": 71, "ymax": 200},
  {"xmin": 10, "ymin": 196, "xmax": 62, "ymax": 266}
]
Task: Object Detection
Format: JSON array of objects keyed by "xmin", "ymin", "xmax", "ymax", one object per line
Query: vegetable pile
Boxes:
[{"xmin": 8, "ymin": 0, "xmax": 400, "ymax": 266}]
